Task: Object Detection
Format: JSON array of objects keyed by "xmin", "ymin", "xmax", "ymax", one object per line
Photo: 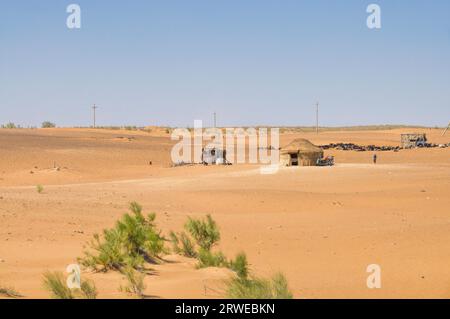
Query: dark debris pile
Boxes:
[{"xmin": 319, "ymin": 143, "xmax": 449, "ymax": 152}]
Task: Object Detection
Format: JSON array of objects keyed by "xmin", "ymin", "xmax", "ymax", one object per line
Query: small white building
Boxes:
[{"xmin": 201, "ymin": 147, "xmax": 227, "ymax": 165}]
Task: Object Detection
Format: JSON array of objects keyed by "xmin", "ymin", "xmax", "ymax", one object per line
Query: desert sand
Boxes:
[{"xmin": 0, "ymin": 127, "xmax": 449, "ymax": 298}]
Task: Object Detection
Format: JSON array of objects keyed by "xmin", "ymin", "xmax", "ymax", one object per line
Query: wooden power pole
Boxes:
[{"xmin": 92, "ymin": 104, "xmax": 98, "ymax": 128}]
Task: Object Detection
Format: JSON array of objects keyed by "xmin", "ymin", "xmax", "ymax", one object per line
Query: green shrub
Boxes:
[
  {"xmin": 43, "ymin": 271, "xmax": 97, "ymax": 299},
  {"xmin": 0, "ymin": 286, "xmax": 23, "ymax": 298},
  {"xmin": 169, "ymin": 231, "xmax": 197, "ymax": 258},
  {"xmin": 229, "ymin": 252, "xmax": 249, "ymax": 279},
  {"xmin": 226, "ymin": 272, "xmax": 293, "ymax": 299},
  {"xmin": 120, "ymin": 267, "xmax": 146, "ymax": 299},
  {"xmin": 171, "ymin": 216, "xmax": 250, "ymax": 279},
  {"xmin": 80, "ymin": 279, "xmax": 98, "ymax": 299},
  {"xmin": 197, "ymin": 248, "xmax": 228, "ymax": 268},
  {"xmin": 115, "ymin": 203, "xmax": 165, "ymax": 261},
  {"xmin": 42, "ymin": 121, "xmax": 56, "ymax": 128},
  {"xmin": 185, "ymin": 215, "xmax": 220, "ymax": 251},
  {"xmin": 269, "ymin": 273, "xmax": 293, "ymax": 299},
  {"xmin": 196, "ymin": 250, "xmax": 249, "ymax": 280},
  {"xmin": 43, "ymin": 271, "xmax": 75, "ymax": 299},
  {"xmin": 36, "ymin": 185, "xmax": 44, "ymax": 194},
  {"xmin": 79, "ymin": 202, "xmax": 166, "ymax": 272},
  {"xmin": 79, "ymin": 230, "xmax": 130, "ymax": 272}
]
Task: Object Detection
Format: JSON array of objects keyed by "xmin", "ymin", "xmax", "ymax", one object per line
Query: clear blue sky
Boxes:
[{"xmin": 1, "ymin": 1, "xmax": 449, "ymax": 127}]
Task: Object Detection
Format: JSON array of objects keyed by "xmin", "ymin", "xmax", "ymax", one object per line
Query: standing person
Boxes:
[{"xmin": 373, "ymin": 153, "xmax": 377, "ymax": 164}]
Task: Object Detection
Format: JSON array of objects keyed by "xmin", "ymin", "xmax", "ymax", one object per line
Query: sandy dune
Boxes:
[{"xmin": 0, "ymin": 128, "xmax": 449, "ymax": 298}]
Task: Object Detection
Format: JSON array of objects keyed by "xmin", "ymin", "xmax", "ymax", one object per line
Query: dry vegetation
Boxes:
[
  {"xmin": 43, "ymin": 271, "xmax": 97, "ymax": 299},
  {"xmin": 0, "ymin": 285, "xmax": 23, "ymax": 298}
]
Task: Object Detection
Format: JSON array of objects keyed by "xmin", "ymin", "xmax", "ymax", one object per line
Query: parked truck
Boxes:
[{"xmin": 401, "ymin": 133, "xmax": 427, "ymax": 148}]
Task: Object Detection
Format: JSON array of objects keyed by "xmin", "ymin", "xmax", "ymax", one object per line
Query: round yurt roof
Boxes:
[{"xmin": 281, "ymin": 138, "xmax": 323, "ymax": 154}]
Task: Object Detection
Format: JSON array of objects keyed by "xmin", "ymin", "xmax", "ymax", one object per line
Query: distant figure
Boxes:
[{"xmin": 373, "ymin": 154, "xmax": 377, "ymax": 164}]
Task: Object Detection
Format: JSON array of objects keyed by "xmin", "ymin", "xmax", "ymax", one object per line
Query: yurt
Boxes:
[{"xmin": 280, "ymin": 138, "xmax": 323, "ymax": 166}]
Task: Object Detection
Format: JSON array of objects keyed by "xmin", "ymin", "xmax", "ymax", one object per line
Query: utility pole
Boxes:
[
  {"xmin": 442, "ymin": 122, "xmax": 450, "ymax": 136},
  {"xmin": 213, "ymin": 112, "xmax": 217, "ymax": 128},
  {"xmin": 316, "ymin": 102, "xmax": 319, "ymax": 134},
  {"xmin": 92, "ymin": 104, "xmax": 98, "ymax": 128}
]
